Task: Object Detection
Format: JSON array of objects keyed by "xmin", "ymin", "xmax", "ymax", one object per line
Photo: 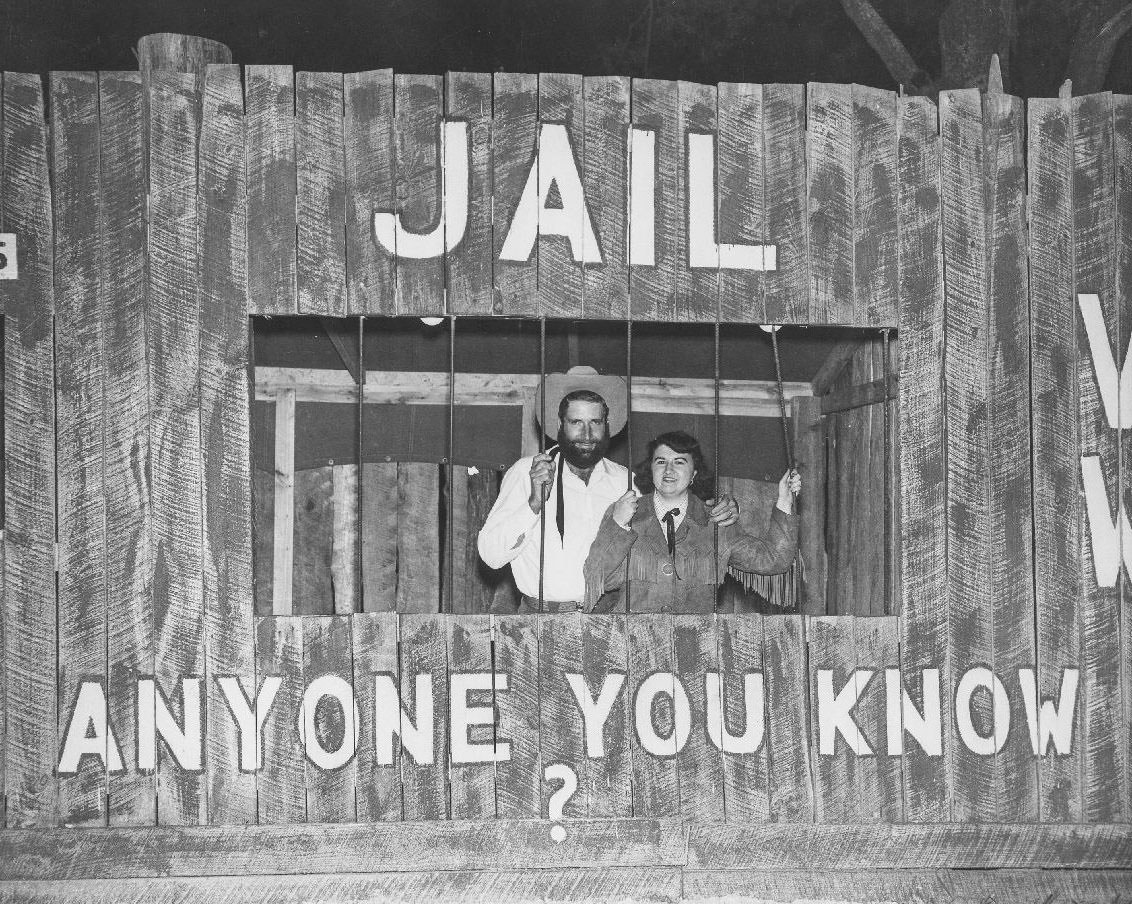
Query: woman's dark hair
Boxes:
[{"xmin": 633, "ymin": 430, "xmax": 715, "ymax": 499}]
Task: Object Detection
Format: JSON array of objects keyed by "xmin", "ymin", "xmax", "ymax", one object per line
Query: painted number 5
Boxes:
[{"xmin": 0, "ymin": 234, "xmax": 16, "ymax": 279}]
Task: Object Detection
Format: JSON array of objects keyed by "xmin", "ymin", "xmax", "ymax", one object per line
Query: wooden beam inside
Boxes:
[
  {"xmin": 271, "ymin": 388, "xmax": 296, "ymax": 616},
  {"xmin": 810, "ymin": 338, "xmax": 869, "ymax": 396},
  {"xmin": 820, "ymin": 375, "xmax": 898, "ymax": 415},
  {"xmin": 319, "ymin": 317, "xmax": 363, "ymax": 384}
]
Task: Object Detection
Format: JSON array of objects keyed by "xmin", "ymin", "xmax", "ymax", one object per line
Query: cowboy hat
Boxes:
[{"xmin": 535, "ymin": 365, "xmax": 628, "ymax": 437}]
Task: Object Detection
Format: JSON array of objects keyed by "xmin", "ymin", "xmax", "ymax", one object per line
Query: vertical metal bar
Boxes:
[
  {"xmin": 446, "ymin": 315, "xmax": 456, "ymax": 614},
  {"xmin": 356, "ymin": 315, "xmax": 365, "ymax": 613},
  {"xmin": 713, "ymin": 322, "xmax": 721, "ymax": 594},
  {"xmin": 538, "ymin": 316, "xmax": 547, "ymax": 610},
  {"xmin": 882, "ymin": 327, "xmax": 892, "ymax": 615},
  {"xmin": 624, "ymin": 319, "xmax": 633, "ymax": 612}
]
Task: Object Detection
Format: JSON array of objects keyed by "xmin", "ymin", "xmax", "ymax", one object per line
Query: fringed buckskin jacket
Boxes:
[{"xmin": 583, "ymin": 492, "xmax": 799, "ymax": 614}]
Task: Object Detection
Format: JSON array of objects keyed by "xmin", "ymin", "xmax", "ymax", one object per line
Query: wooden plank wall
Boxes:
[{"xmin": 2, "ymin": 65, "xmax": 1131, "ymax": 831}]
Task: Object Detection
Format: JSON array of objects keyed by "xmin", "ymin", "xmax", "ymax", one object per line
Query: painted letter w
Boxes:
[{"xmin": 1079, "ymin": 293, "xmax": 1132, "ymax": 428}]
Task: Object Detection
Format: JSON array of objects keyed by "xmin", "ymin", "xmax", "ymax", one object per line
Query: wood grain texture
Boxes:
[
  {"xmin": 361, "ymin": 461, "xmax": 398, "ymax": 612},
  {"xmin": 303, "ymin": 616, "xmax": 356, "ymax": 822},
  {"xmin": 895, "ymin": 93, "xmax": 949, "ymax": 822},
  {"xmin": 673, "ymin": 615, "xmax": 723, "ymax": 821},
  {"xmin": 762, "ymin": 615, "xmax": 812, "ymax": 821},
  {"xmin": 398, "ymin": 613, "xmax": 449, "ymax": 820},
  {"xmin": 984, "ymin": 88, "xmax": 1037, "ymax": 822},
  {"xmin": 351, "ymin": 611, "xmax": 402, "ymax": 821},
  {"xmin": 1028, "ymin": 94, "xmax": 1080, "ymax": 823},
  {"xmin": 245, "ymin": 65, "xmax": 296, "ymax": 315},
  {"xmin": 296, "ymin": 71, "xmax": 346, "ymax": 316},
  {"xmin": 582, "ymin": 75, "xmax": 629, "ymax": 319},
  {"xmin": 807, "ymin": 83, "xmax": 854, "ymax": 325},
  {"xmin": 1073, "ymin": 91, "xmax": 1127, "ymax": 823},
  {"xmin": 717, "ymin": 82, "xmax": 765, "ymax": 324},
  {"xmin": 98, "ymin": 71, "xmax": 154, "ymax": 826},
  {"xmin": 446, "ymin": 614, "xmax": 496, "ymax": 819},
  {"xmin": 492, "ymin": 72, "xmax": 539, "ymax": 316},
  {"xmin": 256, "ymin": 617, "xmax": 305, "ymax": 824},
  {"xmin": 397, "ymin": 462, "xmax": 440, "ymax": 613},
  {"xmin": 537, "ymin": 73, "xmax": 585, "ymax": 318},
  {"xmin": 792, "ymin": 397, "xmax": 826, "ymax": 614},
  {"xmin": 940, "ymin": 88, "xmax": 994, "ymax": 823},
  {"xmin": 393, "ymin": 73, "xmax": 445, "ymax": 316},
  {"xmin": 717, "ymin": 615, "xmax": 769, "ymax": 822},
  {"xmin": 855, "ymin": 616, "xmax": 903, "ymax": 822},
  {"xmin": 806, "ymin": 616, "xmax": 859, "ymax": 822},
  {"xmin": 444, "ymin": 71, "xmax": 493, "ymax": 315},
  {"xmin": 1116, "ymin": 91, "xmax": 1132, "ymax": 834},
  {"xmin": 630, "ymin": 78, "xmax": 679, "ymax": 321},
  {"xmin": 627, "ymin": 614, "xmax": 679, "ymax": 816},
  {"xmin": 51, "ymin": 69, "xmax": 107, "ymax": 828},
  {"xmin": 291, "ymin": 466, "xmax": 333, "ymax": 615},
  {"xmin": 853, "ymin": 85, "xmax": 898, "ymax": 327},
  {"xmin": 581, "ymin": 614, "xmax": 632, "ymax": 816},
  {"xmin": 762, "ymin": 84, "xmax": 807, "ymax": 323},
  {"xmin": 199, "ymin": 63, "xmax": 255, "ymax": 826},
  {"xmin": 344, "ymin": 69, "xmax": 395, "ymax": 314},
  {"xmin": 493, "ymin": 614, "xmax": 542, "ymax": 817},
  {"xmin": 676, "ymin": 81, "xmax": 718, "ymax": 322},
  {"xmin": 0, "ymin": 869, "xmax": 684, "ymax": 904},
  {"xmin": 538, "ymin": 612, "xmax": 587, "ymax": 817},
  {"xmin": 0, "ymin": 821, "xmax": 1121, "ymax": 880},
  {"xmin": 3, "ymin": 71, "xmax": 58, "ymax": 828},
  {"xmin": 330, "ymin": 464, "xmax": 359, "ymax": 614}
]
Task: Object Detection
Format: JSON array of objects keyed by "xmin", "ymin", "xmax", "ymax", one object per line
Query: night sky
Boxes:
[{"xmin": 2, "ymin": 0, "xmax": 1130, "ymax": 98}]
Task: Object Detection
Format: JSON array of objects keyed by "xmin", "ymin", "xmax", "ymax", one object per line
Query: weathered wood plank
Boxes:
[
  {"xmin": 856, "ymin": 616, "xmax": 903, "ymax": 822},
  {"xmin": 791, "ymin": 397, "xmax": 826, "ymax": 614},
  {"xmin": 199, "ymin": 62, "xmax": 255, "ymax": 825},
  {"xmin": 630, "ymin": 78, "xmax": 679, "ymax": 321},
  {"xmin": 393, "ymin": 73, "xmax": 445, "ymax": 316},
  {"xmin": 245, "ymin": 65, "xmax": 296, "ymax": 315},
  {"xmin": 582, "ymin": 75, "xmax": 629, "ymax": 319},
  {"xmin": 537, "ymin": 72, "xmax": 584, "ymax": 318},
  {"xmin": 351, "ymin": 611, "xmax": 402, "ymax": 821},
  {"xmin": 673, "ymin": 615, "xmax": 723, "ymax": 821},
  {"xmin": 344, "ymin": 69, "xmax": 395, "ymax": 314},
  {"xmin": 717, "ymin": 614, "xmax": 770, "ymax": 822},
  {"xmin": 51, "ymin": 69, "xmax": 106, "ymax": 828},
  {"xmin": 2, "ymin": 821, "xmax": 1126, "ymax": 880},
  {"xmin": 271, "ymin": 391, "xmax": 295, "ymax": 616},
  {"xmin": 717, "ymin": 81, "xmax": 765, "ymax": 324},
  {"xmin": 397, "ymin": 462, "xmax": 440, "ymax": 613},
  {"xmin": 148, "ymin": 69, "xmax": 205, "ymax": 826},
  {"xmin": 255, "ymin": 617, "xmax": 305, "ymax": 824},
  {"xmin": 253, "ymin": 467, "xmax": 274, "ymax": 614},
  {"xmin": 330, "ymin": 465, "xmax": 359, "ymax": 614},
  {"xmin": 361, "ymin": 461, "xmax": 398, "ymax": 612},
  {"xmin": 3, "ymin": 70, "xmax": 57, "ymax": 829},
  {"xmin": 492, "ymin": 72, "xmax": 539, "ymax": 316},
  {"xmin": 446, "ymin": 614, "xmax": 495, "ymax": 819},
  {"xmin": 398, "ymin": 613, "xmax": 449, "ymax": 820},
  {"xmin": 1116, "ymin": 91, "xmax": 1132, "ymax": 832},
  {"xmin": 538, "ymin": 613, "xmax": 586, "ymax": 817},
  {"xmin": 296, "ymin": 71, "xmax": 346, "ymax": 316},
  {"xmin": 1028, "ymin": 93, "xmax": 1080, "ymax": 823},
  {"xmin": 1073, "ymin": 91, "xmax": 1127, "ymax": 823},
  {"xmin": 292, "ymin": 466, "xmax": 333, "ymax": 615},
  {"xmin": 940, "ymin": 87, "xmax": 994, "ymax": 822},
  {"xmin": 853, "ymin": 85, "xmax": 898, "ymax": 327},
  {"xmin": 444, "ymin": 466, "xmax": 472, "ymax": 613},
  {"xmin": 99, "ymin": 70, "xmax": 153, "ymax": 826},
  {"xmin": 627, "ymin": 614, "xmax": 679, "ymax": 816},
  {"xmin": 683, "ymin": 869, "xmax": 1132, "ymax": 904},
  {"xmin": 0, "ymin": 869, "xmax": 684, "ymax": 904},
  {"xmin": 762, "ymin": 84, "xmax": 807, "ymax": 323},
  {"xmin": 676, "ymin": 80, "xmax": 718, "ymax": 322},
  {"xmin": 444, "ymin": 71, "xmax": 493, "ymax": 315},
  {"xmin": 303, "ymin": 616, "xmax": 356, "ymax": 822},
  {"xmin": 493, "ymin": 614, "xmax": 541, "ymax": 817},
  {"xmin": 984, "ymin": 88, "xmax": 1037, "ymax": 822},
  {"xmin": 580, "ymin": 614, "xmax": 632, "ymax": 817},
  {"xmin": 807, "ymin": 616, "xmax": 858, "ymax": 822},
  {"xmin": 807, "ymin": 83, "xmax": 854, "ymax": 326},
  {"xmin": 762, "ymin": 614, "xmax": 811, "ymax": 820},
  {"xmin": 895, "ymin": 92, "xmax": 949, "ymax": 822}
]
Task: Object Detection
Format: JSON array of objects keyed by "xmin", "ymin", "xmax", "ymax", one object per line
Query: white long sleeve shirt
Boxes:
[{"xmin": 478, "ymin": 455, "xmax": 631, "ymax": 602}]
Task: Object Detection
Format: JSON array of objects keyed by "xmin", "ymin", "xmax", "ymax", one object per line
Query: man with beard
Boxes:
[{"xmin": 478, "ymin": 366, "xmax": 740, "ymax": 612}]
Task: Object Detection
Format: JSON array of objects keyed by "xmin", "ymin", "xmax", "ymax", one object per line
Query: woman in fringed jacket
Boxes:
[{"xmin": 583, "ymin": 430, "xmax": 801, "ymax": 614}]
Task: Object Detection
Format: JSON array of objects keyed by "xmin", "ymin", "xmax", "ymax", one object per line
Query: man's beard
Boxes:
[{"xmin": 558, "ymin": 428, "xmax": 610, "ymax": 470}]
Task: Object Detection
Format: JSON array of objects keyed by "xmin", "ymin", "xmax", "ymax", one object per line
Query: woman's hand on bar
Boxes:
[
  {"xmin": 777, "ymin": 469, "xmax": 802, "ymax": 513},
  {"xmin": 706, "ymin": 494, "xmax": 741, "ymax": 527}
]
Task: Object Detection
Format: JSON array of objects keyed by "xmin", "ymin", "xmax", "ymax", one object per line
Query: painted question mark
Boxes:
[{"xmin": 543, "ymin": 762, "xmax": 578, "ymax": 843}]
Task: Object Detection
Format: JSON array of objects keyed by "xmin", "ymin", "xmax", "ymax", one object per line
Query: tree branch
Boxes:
[
  {"xmin": 1067, "ymin": 1, "xmax": 1132, "ymax": 95},
  {"xmin": 837, "ymin": 0, "xmax": 937, "ymax": 95}
]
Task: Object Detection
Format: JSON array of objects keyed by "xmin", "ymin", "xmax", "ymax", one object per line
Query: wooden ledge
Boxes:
[{"xmin": 1, "ymin": 821, "xmax": 1130, "ymax": 881}]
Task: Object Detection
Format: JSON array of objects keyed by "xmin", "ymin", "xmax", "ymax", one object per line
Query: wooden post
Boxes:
[
  {"xmin": 272, "ymin": 390, "xmax": 296, "ymax": 616},
  {"xmin": 136, "ymin": 34, "xmax": 232, "ymax": 92},
  {"xmin": 792, "ymin": 397, "xmax": 826, "ymax": 615}
]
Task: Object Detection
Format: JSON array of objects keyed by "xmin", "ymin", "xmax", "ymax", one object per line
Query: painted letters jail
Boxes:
[{"xmin": 0, "ymin": 32, "xmax": 1130, "ymax": 904}]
